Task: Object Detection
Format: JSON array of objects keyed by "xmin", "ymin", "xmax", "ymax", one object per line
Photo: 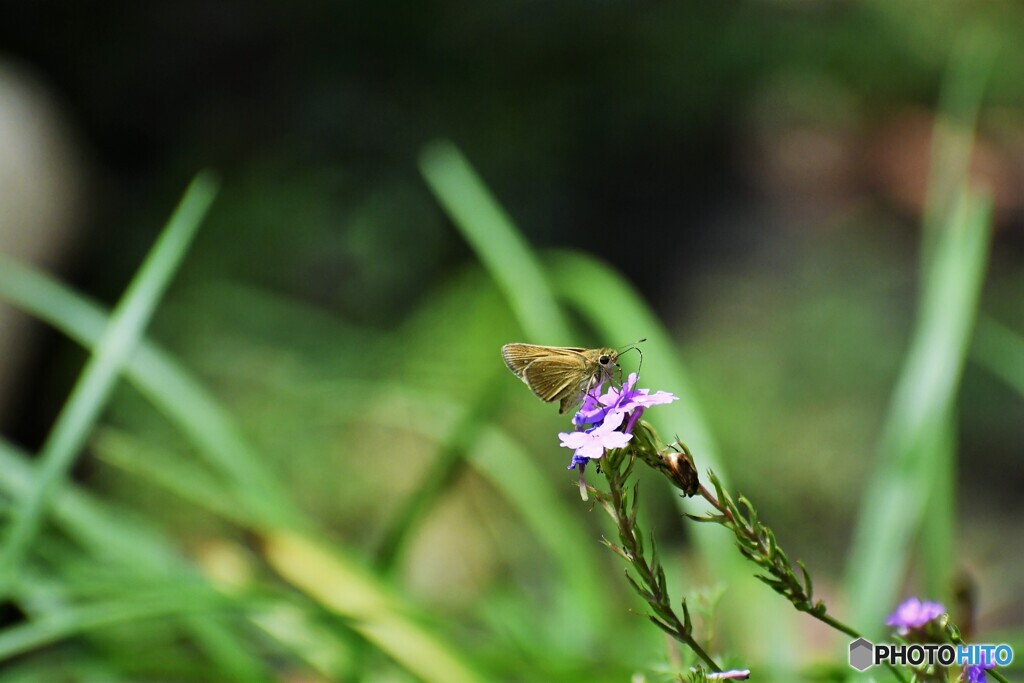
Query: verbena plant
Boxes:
[{"xmin": 0, "ymin": 33, "xmax": 1017, "ymax": 683}]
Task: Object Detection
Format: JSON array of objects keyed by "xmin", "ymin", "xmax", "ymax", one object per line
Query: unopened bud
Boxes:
[{"xmin": 659, "ymin": 448, "xmax": 700, "ymax": 496}]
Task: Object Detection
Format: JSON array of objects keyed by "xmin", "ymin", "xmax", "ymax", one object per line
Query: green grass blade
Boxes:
[
  {"xmin": 885, "ymin": 29, "xmax": 994, "ymax": 626},
  {"xmin": 545, "ymin": 249, "xmax": 799, "ymax": 669},
  {"xmin": 339, "ymin": 381, "xmax": 614, "ymax": 642},
  {"xmin": 920, "ymin": 415, "xmax": 956, "ymax": 601},
  {"xmin": 0, "ymin": 438, "xmax": 186, "ymax": 569},
  {"xmin": 419, "ymin": 140, "xmax": 571, "ymax": 342},
  {"xmin": 266, "ymin": 532, "xmax": 489, "ymax": 683},
  {"xmin": 844, "ymin": 189, "xmax": 992, "ymax": 634},
  {"xmin": 0, "ymin": 438, "xmax": 272, "ymax": 681},
  {"xmin": 92, "ymin": 428, "xmax": 252, "ymax": 525},
  {"xmin": 418, "ymin": 142, "xmax": 610, "ymax": 639},
  {"xmin": 0, "ymin": 173, "xmax": 218, "ymax": 593},
  {"xmin": 0, "ymin": 258, "xmax": 301, "ymax": 529},
  {"xmin": 0, "ymin": 584, "xmax": 231, "ymax": 661},
  {"xmin": 373, "ymin": 374, "xmax": 506, "ymax": 574},
  {"xmin": 972, "ymin": 317, "xmax": 1024, "ymax": 395},
  {"xmin": 920, "ymin": 28, "xmax": 998, "ymax": 267}
]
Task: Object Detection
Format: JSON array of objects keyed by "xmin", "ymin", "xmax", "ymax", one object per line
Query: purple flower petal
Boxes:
[
  {"xmin": 573, "ymin": 380, "xmax": 609, "ymax": 426},
  {"xmin": 963, "ymin": 664, "xmax": 988, "ymax": 683},
  {"xmin": 560, "ymin": 373, "xmax": 676, "ymax": 467},
  {"xmin": 558, "ymin": 411, "xmax": 632, "ymax": 461},
  {"xmin": 567, "ymin": 454, "xmax": 589, "ymax": 470},
  {"xmin": 886, "ymin": 597, "xmax": 946, "ymax": 629},
  {"xmin": 632, "ymin": 389, "xmax": 678, "ymax": 408}
]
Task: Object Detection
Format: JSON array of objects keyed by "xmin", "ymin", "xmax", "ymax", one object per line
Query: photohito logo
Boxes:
[{"xmin": 848, "ymin": 638, "xmax": 1013, "ymax": 672}]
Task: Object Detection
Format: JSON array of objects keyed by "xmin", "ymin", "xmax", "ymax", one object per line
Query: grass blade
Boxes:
[
  {"xmin": 920, "ymin": 415, "xmax": 956, "ymax": 600},
  {"xmin": 972, "ymin": 317, "xmax": 1024, "ymax": 395},
  {"xmin": 0, "ymin": 255, "xmax": 301, "ymax": 529},
  {"xmin": 844, "ymin": 188, "xmax": 992, "ymax": 634},
  {"xmin": 373, "ymin": 374, "xmax": 505, "ymax": 574},
  {"xmin": 0, "ymin": 436, "xmax": 273, "ymax": 681},
  {"xmin": 274, "ymin": 381, "xmax": 614, "ymax": 646},
  {"xmin": 265, "ymin": 532, "xmax": 489, "ymax": 683},
  {"xmin": 0, "ymin": 584, "xmax": 230, "ymax": 661},
  {"xmin": 418, "ymin": 142, "xmax": 611, "ymax": 641},
  {"xmin": 0, "ymin": 173, "xmax": 218, "ymax": 593},
  {"xmin": 919, "ymin": 28, "xmax": 998, "ymax": 270},
  {"xmin": 419, "ymin": 140, "xmax": 571, "ymax": 342}
]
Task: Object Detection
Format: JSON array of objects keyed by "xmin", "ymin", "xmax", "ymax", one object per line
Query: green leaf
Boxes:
[
  {"xmin": 419, "ymin": 140, "xmax": 571, "ymax": 342},
  {"xmin": 0, "ymin": 583, "xmax": 230, "ymax": 661},
  {"xmin": 844, "ymin": 188, "xmax": 992, "ymax": 634},
  {"xmin": 265, "ymin": 532, "xmax": 489, "ymax": 683},
  {"xmin": 0, "ymin": 173, "xmax": 218, "ymax": 594},
  {"xmin": 373, "ymin": 376, "xmax": 505, "ymax": 574},
  {"xmin": 301, "ymin": 382, "xmax": 615, "ymax": 645},
  {"xmin": 0, "ymin": 245, "xmax": 301, "ymax": 529},
  {"xmin": 972, "ymin": 316, "xmax": 1024, "ymax": 396},
  {"xmin": 0, "ymin": 438, "xmax": 273, "ymax": 680}
]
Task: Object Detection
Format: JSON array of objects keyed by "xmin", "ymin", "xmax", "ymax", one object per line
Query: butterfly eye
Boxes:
[{"xmin": 599, "ymin": 355, "xmax": 610, "ymax": 365}]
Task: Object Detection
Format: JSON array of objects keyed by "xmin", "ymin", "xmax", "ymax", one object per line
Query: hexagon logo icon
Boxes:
[{"xmin": 849, "ymin": 637, "xmax": 874, "ymax": 671}]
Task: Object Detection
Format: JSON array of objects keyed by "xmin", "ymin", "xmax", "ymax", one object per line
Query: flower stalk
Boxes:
[
  {"xmin": 548, "ymin": 369, "xmax": 996, "ymax": 683},
  {"xmin": 588, "ymin": 444, "xmax": 722, "ymax": 673}
]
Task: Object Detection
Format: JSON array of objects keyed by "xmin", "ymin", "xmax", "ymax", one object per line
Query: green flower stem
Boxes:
[
  {"xmin": 689, "ymin": 478, "xmax": 908, "ymax": 683},
  {"xmin": 633, "ymin": 431, "xmax": 910, "ymax": 683},
  {"xmin": 946, "ymin": 625, "xmax": 1011, "ymax": 683},
  {"xmin": 592, "ymin": 448, "xmax": 722, "ymax": 673}
]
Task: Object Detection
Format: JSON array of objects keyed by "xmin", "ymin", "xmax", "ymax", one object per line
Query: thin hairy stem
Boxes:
[{"xmin": 592, "ymin": 450, "xmax": 722, "ymax": 673}]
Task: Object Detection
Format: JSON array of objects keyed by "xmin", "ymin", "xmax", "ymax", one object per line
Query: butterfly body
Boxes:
[{"xmin": 501, "ymin": 343, "xmax": 619, "ymax": 414}]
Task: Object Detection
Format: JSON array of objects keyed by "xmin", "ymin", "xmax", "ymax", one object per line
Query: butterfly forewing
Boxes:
[
  {"xmin": 501, "ymin": 344, "xmax": 586, "ymax": 378},
  {"xmin": 521, "ymin": 354, "xmax": 589, "ymax": 403}
]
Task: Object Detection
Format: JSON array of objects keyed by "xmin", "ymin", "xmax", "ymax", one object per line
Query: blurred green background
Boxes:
[{"xmin": 0, "ymin": 1, "xmax": 1022, "ymax": 681}]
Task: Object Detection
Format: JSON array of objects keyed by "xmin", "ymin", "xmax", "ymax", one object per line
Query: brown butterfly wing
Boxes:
[
  {"xmin": 521, "ymin": 354, "xmax": 590, "ymax": 404},
  {"xmin": 556, "ymin": 357, "xmax": 621, "ymax": 414},
  {"xmin": 501, "ymin": 344, "xmax": 586, "ymax": 379}
]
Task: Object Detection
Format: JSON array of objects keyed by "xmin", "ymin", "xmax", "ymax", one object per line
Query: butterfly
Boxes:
[{"xmin": 501, "ymin": 343, "xmax": 622, "ymax": 414}]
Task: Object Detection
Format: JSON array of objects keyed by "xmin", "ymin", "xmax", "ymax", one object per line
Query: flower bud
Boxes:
[{"xmin": 658, "ymin": 448, "xmax": 700, "ymax": 496}]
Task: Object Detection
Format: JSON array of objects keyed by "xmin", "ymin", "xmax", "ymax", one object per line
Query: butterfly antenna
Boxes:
[
  {"xmin": 617, "ymin": 338, "xmax": 645, "ymax": 375},
  {"xmin": 617, "ymin": 338, "xmax": 647, "ymax": 351}
]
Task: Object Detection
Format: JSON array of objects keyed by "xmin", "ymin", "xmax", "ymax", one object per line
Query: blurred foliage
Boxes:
[{"xmin": 0, "ymin": 0, "xmax": 1023, "ymax": 680}]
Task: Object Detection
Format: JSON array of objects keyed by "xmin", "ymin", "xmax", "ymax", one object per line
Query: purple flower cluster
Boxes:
[
  {"xmin": 886, "ymin": 596, "xmax": 946, "ymax": 633},
  {"xmin": 559, "ymin": 373, "xmax": 678, "ymax": 487},
  {"xmin": 962, "ymin": 655, "xmax": 995, "ymax": 683},
  {"xmin": 887, "ymin": 598, "xmax": 997, "ymax": 682}
]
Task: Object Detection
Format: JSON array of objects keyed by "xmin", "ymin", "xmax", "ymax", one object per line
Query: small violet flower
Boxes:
[
  {"xmin": 561, "ymin": 373, "xmax": 679, "ymax": 499},
  {"xmin": 886, "ymin": 597, "xmax": 946, "ymax": 634},
  {"xmin": 559, "ymin": 410, "xmax": 632, "ymax": 461},
  {"xmin": 960, "ymin": 651, "xmax": 995, "ymax": 683},
  {"xmin": 573, "ymin": 373, "xmax": 677, "ymax": 427},
  {"xmin": 563, "ymin": 374, "xmax": 678, "ymax": 463}
]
